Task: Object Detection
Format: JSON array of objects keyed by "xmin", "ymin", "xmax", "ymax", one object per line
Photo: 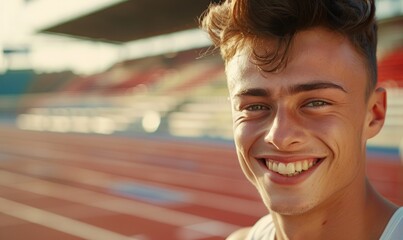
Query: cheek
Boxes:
[
  {"xmin": 308, "ymin": 111, "xmax": 364, "ymax": 145},
  {"xmin": 233, "ymin": 123, "xmax": 253, "ymax": 157},
  {"xmin": 313, "ymin": 115, "xmax": 366, "ymax": 176},
  {"xmin": 233, "ymin": 118, "xmax": 266, "ymax": 152},
  {"xmin": 232, "ymin": 120, "xmax": 265, "ymax": 183}
]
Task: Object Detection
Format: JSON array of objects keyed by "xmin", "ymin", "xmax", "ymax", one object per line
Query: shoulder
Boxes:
[
  {"xmin": 227, "ymin": 214, "xmax": 275, "ymax": 240},
  {"xmin": 226, "ymin": 227, "xmax": 252, "ymax": 240},
  {"xmin": 380, "ymin": 207, "xmax": 403, "ymax": 240}
]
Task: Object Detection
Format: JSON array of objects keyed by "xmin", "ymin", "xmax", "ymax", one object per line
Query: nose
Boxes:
[{"xmin": 264, "ymin": 107, "xmax": 304, "ymax": 150}]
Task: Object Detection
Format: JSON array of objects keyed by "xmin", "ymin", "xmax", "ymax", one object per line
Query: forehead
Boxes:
[{"xmin": 226, "ymin": 28, "xmax": 366, "ymax": 94}]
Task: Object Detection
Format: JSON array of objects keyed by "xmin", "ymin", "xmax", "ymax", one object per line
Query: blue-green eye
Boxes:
[
  {"xmin": 305, "ymin": 100, "xmax": 329, "ymax": 108},
  {"xmin": 245, "ymin": 105, "xmax": 269, "ymax": 111}
]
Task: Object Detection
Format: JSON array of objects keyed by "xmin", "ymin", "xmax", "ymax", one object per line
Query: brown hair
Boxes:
[{"xmin": 200, "ymin": 0, "xmax": 378, "ymax": 93}]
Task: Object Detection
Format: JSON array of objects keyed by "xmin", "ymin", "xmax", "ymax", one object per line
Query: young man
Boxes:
[{"xmin": 200, "ymin": 0, "xmax": 402, "ymax": 239}]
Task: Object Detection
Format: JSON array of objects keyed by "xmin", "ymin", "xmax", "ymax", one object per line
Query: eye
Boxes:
[
  {"xmin": 245, "ymin": 104, "xmax": 270, "ymax": 111},
  {"xmin": 304, "ymin": 100, "xmax": 329, "ymax": 108}
]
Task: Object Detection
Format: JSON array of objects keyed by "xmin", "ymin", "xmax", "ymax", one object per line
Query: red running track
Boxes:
[{"xmin": 0, "ymin": 126, "xmax": 401, "ymax": 240}]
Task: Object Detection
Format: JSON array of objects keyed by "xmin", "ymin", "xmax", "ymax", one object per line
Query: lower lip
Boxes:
[{"xmin": 261, "ymin": 159, "xmax": 323, "ymax": 185}]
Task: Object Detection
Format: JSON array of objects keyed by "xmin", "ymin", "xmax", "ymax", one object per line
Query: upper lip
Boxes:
[{"xmin": 255, "ymin": 154, "xmax": 326, "ymax": 163}]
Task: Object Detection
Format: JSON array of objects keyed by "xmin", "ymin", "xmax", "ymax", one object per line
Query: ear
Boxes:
[{"xmin": 365, "ymin": 87, "xmax": 387, "ymax": 139}]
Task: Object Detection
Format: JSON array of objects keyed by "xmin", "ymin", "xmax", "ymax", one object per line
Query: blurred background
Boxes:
[{"xmin": 0, "ymin": 0, "xmax": 402, "ymax": 239}]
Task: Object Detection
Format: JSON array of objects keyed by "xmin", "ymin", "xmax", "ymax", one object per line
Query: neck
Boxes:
[{"xmin": 270, "ymin": 179, "xmax": 397, "ymax": 240}]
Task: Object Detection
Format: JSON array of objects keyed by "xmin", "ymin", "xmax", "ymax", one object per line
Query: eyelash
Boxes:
[
  {"xmin": 244, "ymin": 104, "xmax": 270, "ymax": 112},
  {"xmin": 243, "ymin": 100, "xmax": 329, "ymax": 112},
  {"xmin": 304, "ymin": 100, "xmax": 330, "ymax": 108}
]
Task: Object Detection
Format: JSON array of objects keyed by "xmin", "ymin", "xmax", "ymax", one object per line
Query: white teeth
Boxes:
[
  {"xmin": 278, "ymin": 163, "xmax": 286, "ymax": 174},
  {"xmin": 265, "ymin": 159, "xmax": 320, "ymax": 177},
  {"xmin": 286, "ymin": 163, "xmax": 295, "ymax": 174},
  {"xmin": 272, "ymin": 162, "xmax": 278, "ymax": 172},
  {"xmin": 268, "ymin": 161, "xmax": 273, "ymax": 170},
  {"xmin": 302, "ymin": 160, "xmax": 309, "ymax": 170},
  {"xmin": 295, "ymin": 161, "xmax": 302, "ymax": 172}
]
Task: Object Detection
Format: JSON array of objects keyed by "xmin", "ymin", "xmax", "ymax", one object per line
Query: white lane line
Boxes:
[
  {"xmin": 0, "ymin": 140, "xmax": 254, "ymax": 197},
  {"xmin": 0, "ymin": 197, "xmax": 139, "ymax": 240},
  {"xmin": 179, "ymin": 220, "xmax": 239, "ymax": 237},
  {"xmin": 8, "ymin": 157, "xmax": 264, "ymax": 216},
  {"xmin": 0, "ymin": 170, "xmax": 240, "ymax": 238}
]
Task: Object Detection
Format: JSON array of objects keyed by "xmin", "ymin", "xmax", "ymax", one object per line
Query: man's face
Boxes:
[{"xmin": 226, "ymin": 27, "xmax": 384, "ymax": 215}]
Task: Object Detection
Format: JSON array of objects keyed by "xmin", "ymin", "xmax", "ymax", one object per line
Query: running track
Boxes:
[{"xmin": 0, "ymin": 126, "xmax": 401, "ymax": 240}]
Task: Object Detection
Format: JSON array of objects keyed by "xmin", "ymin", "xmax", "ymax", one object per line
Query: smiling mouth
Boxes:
[{"xmin": 259, "ymin": 158, "xmax": 324, "ymax": 177}]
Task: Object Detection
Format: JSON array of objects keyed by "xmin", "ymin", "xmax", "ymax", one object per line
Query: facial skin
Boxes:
[{"xmin": 226, "ymin": 27, "xmax": 386, "ymax": 216}]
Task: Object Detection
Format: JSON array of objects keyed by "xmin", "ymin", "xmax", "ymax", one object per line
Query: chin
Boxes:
[
  {"xmin": 270, "ymin": 203, "xmax": 315, "ymax": 216},
  {"xmin": 263, "ymin": 195, "xmax": 319, "ymax": 216}
]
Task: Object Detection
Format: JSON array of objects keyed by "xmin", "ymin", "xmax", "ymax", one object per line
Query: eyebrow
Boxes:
[
  {"xmin": 234, "ymin": 81, "xmax": 347, "ymax": 98},
  {"xmin": 289, "ymin": 82, "xmax": 347, "ymax": 94},
  {"xmin": 235, "ymin": 88, "xmax": 270, "ymax": 97}
]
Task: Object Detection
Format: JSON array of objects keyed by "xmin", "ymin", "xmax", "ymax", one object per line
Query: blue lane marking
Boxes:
[
  {"xmin": 110, "ymin": 182, "xmax": 190, "ymax": 206},
  {"xmin": 0, "ymin": 152, "xmax": 10, "ymax": 161},
  {"xmin": 366, "ymin": 145, "xmax": 400, "ymax": 162}
]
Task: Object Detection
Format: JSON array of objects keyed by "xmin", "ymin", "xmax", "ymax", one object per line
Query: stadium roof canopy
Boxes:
[{"xmin": 39, "ymin": 0, "xmax": 220, "ymax": 43}]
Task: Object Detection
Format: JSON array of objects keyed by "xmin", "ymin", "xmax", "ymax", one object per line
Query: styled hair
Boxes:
[{"xmin": 200, "ymin": 0, "xmax": 378, "ymax": 94}]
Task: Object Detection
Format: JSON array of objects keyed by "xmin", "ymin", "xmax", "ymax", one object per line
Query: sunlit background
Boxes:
[
  {"xmin": 0, "ymin": 0, "xmax": 402, "ymax": 141},
  {"xmin": 0, "ymin": 0, "xmax": 402, "ymax": 239}
]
